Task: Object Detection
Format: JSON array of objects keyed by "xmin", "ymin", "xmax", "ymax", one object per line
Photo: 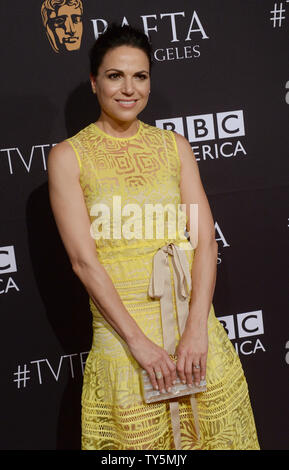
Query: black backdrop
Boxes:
[{"xmin": 1, "ymin": 0, "xmax": 288, "ymax": 450}]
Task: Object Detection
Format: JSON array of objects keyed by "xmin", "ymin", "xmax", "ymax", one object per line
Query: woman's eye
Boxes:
[
  {"xmin": 108, "ymin": 73, "xmax": 120, "ymax": 79},
  {"xmin": 107, "ymin": 73, "xmax": 148, "ymax": 80}
]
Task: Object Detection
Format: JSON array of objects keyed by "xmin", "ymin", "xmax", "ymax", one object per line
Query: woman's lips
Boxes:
[{"xmin": 116, "ymin": 99, "xmax": 138, "ymax": 108}]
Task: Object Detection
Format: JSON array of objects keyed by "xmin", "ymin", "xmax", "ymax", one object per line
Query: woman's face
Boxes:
[{"xmin": 90, "ymin": 45, "xmax": 151, "ymax": 123}]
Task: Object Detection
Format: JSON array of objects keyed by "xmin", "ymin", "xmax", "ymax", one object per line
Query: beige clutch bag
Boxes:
[{"xmin": 140, "ymin": 355, "xmax": 207, "ymax": 404}]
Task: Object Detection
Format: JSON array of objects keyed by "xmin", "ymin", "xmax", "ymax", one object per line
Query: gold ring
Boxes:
[
  {"xmin": 155, "ymin": 371, "xmax": 163, "ymax": 379},
  {"xmin": 193, "ymin": 364, "xmax": 200, "ymax": 369},
  {"xmin": 169, "ymin": 354, "xmax": 178, "ymax": 361}
]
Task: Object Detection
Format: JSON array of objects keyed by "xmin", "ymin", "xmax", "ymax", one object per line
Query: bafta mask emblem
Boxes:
[{"xmin": 41, "ymin": 0, "xmax": 83, "ymax": 53}]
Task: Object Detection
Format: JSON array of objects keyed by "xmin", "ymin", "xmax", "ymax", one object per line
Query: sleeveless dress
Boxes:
[{"xmin": 66, "ymin": 120, "xmax": 260, "ymax": 450}]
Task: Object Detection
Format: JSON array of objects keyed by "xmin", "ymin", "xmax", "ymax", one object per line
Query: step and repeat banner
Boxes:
[{"xmin": 1, "ymin": 0, "xmax": 288, "ymax": 450}]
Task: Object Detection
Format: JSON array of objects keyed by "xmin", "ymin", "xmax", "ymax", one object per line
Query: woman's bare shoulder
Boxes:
[
  {"xmin": 172, "ymin": 131, "xmax": 196, "ymax": 166},
  {"xmin": 47, "ymin": 140, "xmax": 80, "ymax": 178},
  {"xmin": 172, "ymin": 130, "xmax": 190, "ymax": 146}
]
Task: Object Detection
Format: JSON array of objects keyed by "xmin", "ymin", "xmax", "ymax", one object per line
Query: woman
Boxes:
[{"xmin": 47, "ymin": 24, "xmax": 260, "ymax": 450}]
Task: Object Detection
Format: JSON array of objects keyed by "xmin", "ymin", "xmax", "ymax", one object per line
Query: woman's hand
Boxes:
[
  {"xmin": 175, "ymin": 320, "xmax": 208, "ymax": 387},
  {"xmin": 127, "ymin": 334, "xmax": 177, "ymax": 393}
]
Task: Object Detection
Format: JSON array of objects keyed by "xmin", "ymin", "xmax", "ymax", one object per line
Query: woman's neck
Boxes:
[{"xmin": 95, "ymin": 113, "xmax": 139, "ymax": 138}]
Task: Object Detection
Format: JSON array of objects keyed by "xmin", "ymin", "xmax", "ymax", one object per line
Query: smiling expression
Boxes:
[{"xmin": 90, "ymin": 46, "xmax": 151, "ymax": 124}]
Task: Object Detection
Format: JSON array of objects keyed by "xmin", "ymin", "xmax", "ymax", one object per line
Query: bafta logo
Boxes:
[{"xmin": 41, "ymin": 0, "xmax": 83, "ymax": 53}]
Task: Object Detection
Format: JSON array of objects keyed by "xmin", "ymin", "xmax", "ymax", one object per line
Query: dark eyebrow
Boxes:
[{"xmin": 105, "ymin": 68, "xmax": 149, "ymax": 74}]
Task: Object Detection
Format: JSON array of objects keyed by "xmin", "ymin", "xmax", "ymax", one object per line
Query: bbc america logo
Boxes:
[
  {"xmin": 0, "ymin": 245, "xmax": 19, "ymax": 295},
  {"xmin": 217, "ymin": 310, "xmax": 266, "ymax": 356},
  {"xmin": 156, "ymin": 110, "xmax": 247, "ymax": 161},
  {"xmin": 156, "ymin": 110, "xmax": 245, "ymax": 141},
  {"xmin": 0, "ymin": 245, "xmax": 17, "ymax": 273}
]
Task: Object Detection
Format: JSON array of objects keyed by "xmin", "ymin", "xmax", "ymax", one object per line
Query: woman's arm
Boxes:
[
  {"xmin": 173, "ymin": 132, "xmax": 218, "ymax": 386},
  {"xmin": 47, "ymin": 141, "xmax": 177, "ymax": 393}
]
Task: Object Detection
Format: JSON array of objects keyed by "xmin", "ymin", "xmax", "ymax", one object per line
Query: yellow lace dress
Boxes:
[{"xmin": 66, "ymin": 120, "xmax": 260, "ymax": 450}]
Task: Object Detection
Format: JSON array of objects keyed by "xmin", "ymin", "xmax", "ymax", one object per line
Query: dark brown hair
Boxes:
[{"xmin": 89, "ymin": 23, "xmax": 153, "ymax": 77}]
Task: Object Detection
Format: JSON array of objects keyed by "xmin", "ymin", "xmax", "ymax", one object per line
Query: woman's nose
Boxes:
[{"xmin": 122, "ymin": 78, "xmax": 134, "ymax": 95}]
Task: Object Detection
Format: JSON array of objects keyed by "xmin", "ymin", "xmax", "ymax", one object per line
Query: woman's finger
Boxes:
[
  {"xmin": 176, "ymin": 355, "xmax": 186, "ymax": 384},
  {"xmin": 192, "ymin": 359, "xmax": 201, "ymax": 386},
  {"xmin": 161, "ymin": 363, "xmax": 174, "ymax": 392},
  {"xmin": 153, "ymin": 366, "xmax": 166, "ymax": 393},
  {"xmin": 166, "ymin": 357, "xmax": 177, "ymax": 386},
  {"xmin": 200, "ymin": 354, "xmax": 207, "ymax": 383},
  {"xmin": 184, "ymin": 356, "xmax": 193, "ymax": 386},
  {"xmin": 147, "ymin": 366, "xmax": 159, "ymax": 390}
]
